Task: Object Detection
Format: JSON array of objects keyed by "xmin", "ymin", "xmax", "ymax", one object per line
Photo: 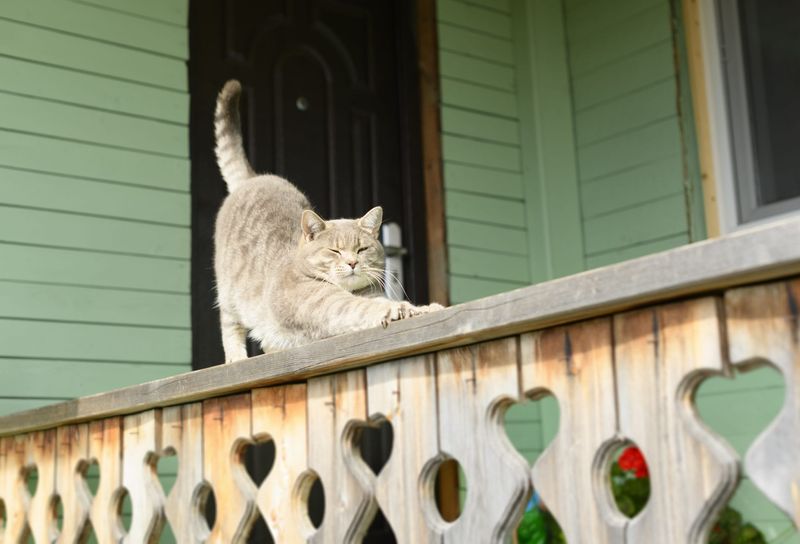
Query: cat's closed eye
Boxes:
[
  {"xmin": 357, "ymin": 247, "xmax": 368, "ymax": 253},
  {"xmin": 329, "ymin": 248, "xmax": 341, "ymax": 255}
]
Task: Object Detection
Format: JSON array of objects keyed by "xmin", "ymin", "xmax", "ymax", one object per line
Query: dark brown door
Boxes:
[
  {"xmin": 189, "ymin": 1, "xmax": 425, "ymax": 541},
  {"xmin": 190, "ymin": 0, "xmax": 428, "ymax": 369}
]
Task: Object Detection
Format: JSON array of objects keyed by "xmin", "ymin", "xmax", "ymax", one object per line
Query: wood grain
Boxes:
[
  {"xmin": 0, "ymin": 435, "xmax": 31, "ymax": 542},
  {"xmin": 55, "ymin": 424, "xmax": 92, "ymax": 543},
  {"xmin": 27, "ymin": 429, "xmax": 57, "ymax": 544},
  {"xmin": 614, "ymin": 298, "xmax": 738, "ymax": 542},
  {"xmin": 252, "ymin": 385, "xmax": 310, "ymax": 544},
  {"xmin": 307, "ymin": 370, "xmax": 375, "ymax": 544},
  {"xmin": 161, "ymin": 403, "xmax": 205, "ymax": 544},
  {"xmin": 88, "ymin": 417, "xmax": 124, "ymax": 544},
  {"xmin": 2, "ymin": 217, "xmax": 798, "ymax": 436},
  {"xmin": 725, "ymin": 279, "xmax": 800, "ymax": 526},
  {"xmin": 366, "ymin": 355, "xmax": 440, "ymax": 542},
  {"xmin": 521, "ymin": 319, "xmax": 622, "ymax": 543},
  {"xmin": 122, "ymin": 410, "xmax": 165, "ymax": 543},
  {"xmin": 202, "ymin": 394, "xmax": 258, "ymax": 544},
  {"xmin": 436, "ymin": 339, "xmax": 530, "ymax": 543}
]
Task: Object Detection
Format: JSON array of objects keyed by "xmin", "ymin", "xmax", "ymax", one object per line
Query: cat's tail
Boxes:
[{"xmin": 214, "ymin": 80, "xmax": 256, "ymax": 192}]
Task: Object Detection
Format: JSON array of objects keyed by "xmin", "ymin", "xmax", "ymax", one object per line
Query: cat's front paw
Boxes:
[{"xmin": 380, "ymin": 301, "xmax": 445, "ymax": 328}]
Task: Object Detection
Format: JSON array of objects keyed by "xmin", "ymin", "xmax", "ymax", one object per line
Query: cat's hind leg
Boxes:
[{"xmin": 220, "ymin": 309, "xmax": 248, "ymax": 363}]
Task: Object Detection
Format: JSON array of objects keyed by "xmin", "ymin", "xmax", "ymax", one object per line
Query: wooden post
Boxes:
[
  {"xmin": 88, "ymin": 417, "xmax": 124, "ymax": 544},
  {"xmin": 436, "ymin": 339, "xmax": 530, "ymax": 542},
  {"xmin": 0, "ymin": 435, "xmax": 31, "ymax": 542},
  {"xmin": 614, "ymin": 298, "xmax": 738, "ymax": 542},
  {"xmin": 367, "ymin": 355, "xmax": 440, "ymax": 542},
  {"xmin": 122, "ymin": 410, "xmax": 166, "ymax": 543},
  {"xmin": 726, "ymin": 279, "xmax": 800, "ymax": 526},
  {"xmin": 252, "ymin": 384, "xmax": 310, "ymax": 544},
  {"xmin": 521, "ymin": 319, "xmax": 623, "ymax": 543},
  {"xmin": 28, "ymin": 429, "xmax": 57, "ymax": 544},
  {"xmin": 55, "ymin": 424, "xmax": 91, "ymax": 543}
]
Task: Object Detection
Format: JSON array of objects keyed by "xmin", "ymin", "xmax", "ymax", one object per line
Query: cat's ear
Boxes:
[
  {"xmin": 301, "ymin": 210, "xmax": 326, "ymax": 241},
  {"xmin": 358, "ymin": 206, "xmax": 383, "ymax": 237}
]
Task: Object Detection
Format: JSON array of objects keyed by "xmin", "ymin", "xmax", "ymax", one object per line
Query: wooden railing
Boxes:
[{"xmin": 1, "ymin": 217, "xmax": 800, "ymax": 543}]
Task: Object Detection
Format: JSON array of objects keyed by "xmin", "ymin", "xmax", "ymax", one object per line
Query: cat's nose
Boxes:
[{"xmin": 347, "ymin": 261, "xmax": 357, "ymax": 269}]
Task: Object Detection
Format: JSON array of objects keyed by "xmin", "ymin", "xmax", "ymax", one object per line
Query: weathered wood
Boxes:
[
  {"xmin": 28, "ymin": 429, "xmax": 57, "ymax": 544},
  {"xmin": 122, "ymin": 410, "xmax": 165, "ymax": 543},
  {"xmin": 202, "ymin": 394, "xmax": 258, "ymax": 544},
  {"xmin": 521, "ymin": 319, "xmax": 623, "ymax": 543},
  {"xmin": 366, "ymin": 355, "xmax": 440, "ymax": 543},
  {"xmin": 436, "ymin": 339, "xmax": 530, "ymax": 543},
  {"xmin": 307, "ymin": 370, "xmax": 375, "ymax": 543},
  {"xmin": 2, "ymin": 216, "xmax": 799, "ymax": 436},
  {"xmin": 252, "ymin": 384, "xmax": 309, "ymax": 544},
  {"xmin": 615, "ymin": 298, "xmax": 739, "ymax": 542},
  {"xmin": 88, "ymin": 417, "xmax": 124, "ymax": 544},
  {"xmin": 161, "ymin": 403, "xmax": 205, "ymax": 544},
  {"xmin": 55, "ymin": 424, "xmax": 92, "ymax": 543},
  {"xmin": 0, "ymin": 435, "xmax": 31, "ymax": 542},
  {"xmin": 725, "ymin": 279, "xmax": 800, "ymax": 526}
]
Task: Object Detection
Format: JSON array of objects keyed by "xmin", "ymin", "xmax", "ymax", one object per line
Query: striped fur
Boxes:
[{"xmin": 214, "ymin": 80, "xmax": 256, "ymax": 192}]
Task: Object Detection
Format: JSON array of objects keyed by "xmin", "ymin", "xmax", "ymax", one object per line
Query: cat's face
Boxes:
[{"xmin": 297, "ymin": 207, "xmax": 386, "ymax": 292}]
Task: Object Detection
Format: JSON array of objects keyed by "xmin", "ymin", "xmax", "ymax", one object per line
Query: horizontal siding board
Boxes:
[
  {"xmin": 0, "ymin": 130, "xmax": 189, "ymax": 191},
  {"xmin": 0, "ymin": 398, "xmax": 63, "ymax": 417},
  {"xmin": 441, "ymin": 78, "xmax": 518, "ymax": 117},
  {"xmin": 443, "ymin": 163, "xmax": 524, "ymax": 198},
  {"xmin": 441, "ymin": 106, "xmax": 520, "ymax": 145},
  {"xmin": 505, "ymin": 402, "xmax": 542, "ymax": 422},
  {"xmin": 0, "ymin": 319, "xmax": 190, "ymax": 363},
  {"xmin": 0, "ymin": 19, "xmax": 186, "ymax": 90},
  {"xmin": 697, "ymin": 367, "xmax": 784, "ymax": 396},
  {"xmin": 0, "ymin": 0, "xmax": 187, "ymax": 58},
  {"xmin": 731, "ymin": 480, "xmax": 800, "ymax": 526},
  {"xmin": 448, "ymin": 275, "xmax": 526, "ymax": 303},
  {"xmin": 442, "ymin": 135, "xmax": 520, "ymax": 171},
  {"xmin": 439, "ymin": 50, "xmax": 515, "ymax": 90},
  {"xmin": 0, "ymin": 360, "xmax": 188, "ymax": 399},
  {"xmin": 696, "ymin": 388, "xmax": 783, "ymax": 438},
  {"xmin": 76, "ymin": 0, "xmax": 188, "ymax": 26},
  {"xmin": 579, "ymin": 155, "xmax": 684, "ymax": 218},
  {"xmin": 566, "ymin": 0, "xmax": 664, "ymax": 42},
  {"xmin": 0, "ymin": 92, "xmax": 188, "ymax": 156},
  {"xmin": 583, "ymin": 194, "xmax": 687, "ymax": 254},
  {"xmin": 575, "ymin": 80, "xmax": 677, "ymax": 146},
  {"xmin": 0, "ymin": 206, "xmax": 190, "ymax": 258},
  {"xmin": 577, "ymin": 118, "xmax": 682, "ymax": 181},
  {"xmin": 437, "ymin": 0, "xmax": 512, "ymax": 38},
  {"xmin": 437, "ymin": 22, "xmax": 514, "ymax": 64},
  {"xmin": 446, "ymin": 219, "xmax": 528, "ymax": 255},
  {"xmin": 584, "ymin": 234, "xmax": 688, "ymax": 268},
  {"xmin": 0, "ymin": 167, "xmax": 190, "ymax": 226},
  {"xmin": 0, "ymin": 57, "xmax": 188, "ymax": 123},
  {"xmin": 568, "ymin": 3, "xmax": 671, "ymax": 75},
  {"xmin": 446, "ymin": 191, "xmax": 526, "ymax": 227},
  {"xmin": 0, "ymin": 244, "xmax": 189, "ymax": 293},
  {"xmin": 572, "ymin": 41, "xmax": 675, "ymax": 111},
  {"xmin": 0, "ymin": 282, "xmax": 189, "ymax": 328},
  {"xmin": 504, "ymin": 422, "xmax": 544, "ymax": 451},
  {"xmin": 448, "ymin": 246, "xmax": 529, "ymax": 282},
  {"xmin": 461, "ymin": 0, "xmax": 511, "ymax": 13}
]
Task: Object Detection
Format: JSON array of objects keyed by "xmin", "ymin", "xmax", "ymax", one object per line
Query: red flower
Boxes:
[{"xmin": 618, "ymin": 446, "xmax": 649, "ymax": 478}]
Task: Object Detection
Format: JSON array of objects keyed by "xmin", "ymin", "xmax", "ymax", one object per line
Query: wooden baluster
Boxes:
[
  {"xmin": 88, "ymin": 417, "xmax": 124, "ymax": 544},
  {"xmin": 307, "ymin": 370, "xmax": 375, "ymax": 544},
  {"xmin": 366, "ymin": 354, "xmax": 440, "ymax": 543},
  {"xmin": 161, "ymin": 403, "xmax": 205, "ymax": 544},
  {"xmin": 122, "ymin": 411, "xmax": 165, "ymax": 543},
  {"xmin": 28, "ymin": 430, "xmax": 58, "ymax": 544},
  {"xmin": 726, "ymin": 279, "xmax": 800, "ymax": 526},
  {"xmin": 436, "ymin": 338, "xmax": 530, "ymax": 543},
  {"xmin": 615, "ymin": 298, "xmax": 738, "ymax": 543},
  {"xmin": 203, "ymin": 394, "xmax": 258, "ymax": 544},
  {"xmin": 521, "ymin": 318, "xmax": 623, "ymax": 543},
  {"xmin": 252, "ymin": 384, "xmax": 309, "ymax": 544},
  {"xmin": 55, "ymin": 425, "xmax": 91, "ymax": 544},
  {"xmin": 0, "ymin": 435, "xmax": 31, "ymax": 543}
]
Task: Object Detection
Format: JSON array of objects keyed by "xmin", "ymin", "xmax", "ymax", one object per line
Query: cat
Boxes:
[{"xmin": 213, "ymin": 80, "xmax": 444, "ymax": 362}]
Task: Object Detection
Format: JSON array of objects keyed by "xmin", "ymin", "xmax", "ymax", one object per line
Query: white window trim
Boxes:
[{"xmin": 695, "ymin": 0, "xmax": 800, "ymax": 234}]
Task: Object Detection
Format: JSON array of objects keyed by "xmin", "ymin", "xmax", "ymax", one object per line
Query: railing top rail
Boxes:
[{"xmin": 1, "ymin": 216, "xmax": 799, "ymax": 436}]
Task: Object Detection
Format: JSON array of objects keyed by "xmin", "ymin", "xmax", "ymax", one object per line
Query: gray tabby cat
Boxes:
[{"xmin": 213, "ymin": 80, "xmax": 443, "ymax": 362}]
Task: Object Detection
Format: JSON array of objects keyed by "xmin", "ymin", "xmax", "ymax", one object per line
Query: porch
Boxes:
[{"xmin": 1, "ymin": 217, "xmax": 799, "ymax": 543}]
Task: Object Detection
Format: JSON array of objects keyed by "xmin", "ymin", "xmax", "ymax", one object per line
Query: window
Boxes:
[{"xmin": 703, "ymin": 0, "xmax": 800, "ymax": 231}]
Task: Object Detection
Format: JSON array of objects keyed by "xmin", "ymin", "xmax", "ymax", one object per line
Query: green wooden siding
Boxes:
[{"xmin": 0, "ymin": 0, "xmax": 190, "ymax": 416}]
